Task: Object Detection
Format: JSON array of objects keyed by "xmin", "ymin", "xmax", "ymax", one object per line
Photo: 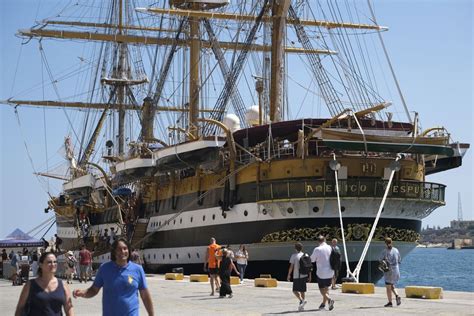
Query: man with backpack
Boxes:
[
  {"xmin": 287, "ymin": 242, "xmax": 312, "ymax": 312},
  {"xmin": 310, "ymin": 235, "xmax": 335, "ymax": 311}
]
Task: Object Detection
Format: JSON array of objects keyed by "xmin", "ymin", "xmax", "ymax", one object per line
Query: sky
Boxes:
[{"xmin": 0, "ymin": 0, "xmax": 473, "ymax": 239}]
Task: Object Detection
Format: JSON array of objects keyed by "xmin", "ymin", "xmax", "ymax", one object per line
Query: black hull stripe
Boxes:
[{"xmin": 143, "ymin": 218, "xmax": 421, "ymax": 248}]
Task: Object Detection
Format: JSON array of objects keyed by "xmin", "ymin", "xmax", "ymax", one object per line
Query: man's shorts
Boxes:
[
  {"xmin": 209, "ymin": 267, "xmax": 218, "ymax": 275},
  {"xmin": 317, "ymin": 277, "xmax": 332, "ymax": 289},
  {"xmin": 292, "ymin": 277, "xmax": 307, "ymax": 292},
  {"xmin": 80, "ymin": 264, "xmax": 89, "ymax": 275}
]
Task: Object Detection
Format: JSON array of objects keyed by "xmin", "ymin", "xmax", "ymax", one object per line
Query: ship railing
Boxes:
[
  {"xmin": 257, "ymin": 179, "xmax": 446, "ymax": 203},
  {"xmin": 236, "ymin": 141, "xmax": 296, "ymax": 163}
]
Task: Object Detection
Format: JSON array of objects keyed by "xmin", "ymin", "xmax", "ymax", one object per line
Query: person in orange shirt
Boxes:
[{"xmin": 204, "ymin": 237, "xmax": 221, "ymax": 296}]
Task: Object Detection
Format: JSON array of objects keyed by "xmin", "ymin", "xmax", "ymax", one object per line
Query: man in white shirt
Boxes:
[
  {"xmin": 287, "ymin": 242, "xmax": 311, "ymax": 312},
  {"xmin": 310, "ymin": 235, "xmax": 335, "ymax": 311}
]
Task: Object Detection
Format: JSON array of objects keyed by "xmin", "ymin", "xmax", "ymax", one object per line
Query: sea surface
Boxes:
[{"xmin": 376, "ymin": 247, "xmax": 474, "ymax": 292}]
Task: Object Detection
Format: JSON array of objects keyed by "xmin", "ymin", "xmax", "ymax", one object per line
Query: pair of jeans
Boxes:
[{"xmin": 237, "ymin": 263, "xmax": 247, "ymax": 281}]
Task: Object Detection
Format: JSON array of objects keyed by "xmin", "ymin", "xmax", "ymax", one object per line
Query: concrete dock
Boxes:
[{"xmin": 1, "ymin": 275, "xmax": 472, "ymax": 315}]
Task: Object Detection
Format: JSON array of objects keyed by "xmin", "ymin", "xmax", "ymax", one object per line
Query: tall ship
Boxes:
[{"xmin": 2, "ymin": 0, "xmax": 469, "ymax": 282}]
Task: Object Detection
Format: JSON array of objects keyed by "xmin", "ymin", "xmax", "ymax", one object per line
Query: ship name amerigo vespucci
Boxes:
[{"xmin": 2, "ymin": 0, "xmax": 470, "ymax": 282}]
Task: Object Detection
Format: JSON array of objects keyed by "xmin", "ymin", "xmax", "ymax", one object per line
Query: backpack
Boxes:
[
  {"xmin": 329, "ymin": 248, "xmax": 341, "ymax": 271},
  {"xmin": 299, "ymin": 253, "xmax": 313, "ymax": 275},
  {"xmin": 67, "ymin": 259, "xmax": 75, "ymax": 268},
  {"xmin": 378, "ymin": 258, "xmax": 390, "ymax": 272}
]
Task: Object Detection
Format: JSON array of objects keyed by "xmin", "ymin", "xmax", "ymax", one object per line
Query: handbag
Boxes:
[{"xmin": 378, "ymin": 259, "xmax": 390, "ymax": 273}]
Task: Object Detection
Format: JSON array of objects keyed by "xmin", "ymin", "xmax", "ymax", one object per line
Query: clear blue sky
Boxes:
[{"xmin": 1, "ymin": 0, "xmax": 472, "ymax": 239}]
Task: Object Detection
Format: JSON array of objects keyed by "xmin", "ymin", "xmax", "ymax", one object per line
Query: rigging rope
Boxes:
[
  {"xmin": 367, "ymin": 0, "xmax": 411, "ymax": 122},
  {"xmin": 333, "ymin": 153, "xmax": 401, "ymax": 282},
  {"xmin": 203, "ymin": 0, "xmax": 270, "ymax": 135}
]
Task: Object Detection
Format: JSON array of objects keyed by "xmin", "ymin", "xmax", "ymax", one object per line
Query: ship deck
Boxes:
[{"xmin": 1, "ymin": 275, "xmax": 472, "ymax": 315}]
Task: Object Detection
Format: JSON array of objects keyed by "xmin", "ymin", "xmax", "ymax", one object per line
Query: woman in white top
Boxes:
[{"xmin": 234, "ymin": 244, "xmax": 249, "ymax": 284}]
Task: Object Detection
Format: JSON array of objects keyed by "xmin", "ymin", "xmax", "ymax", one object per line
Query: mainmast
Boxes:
[
  {"xmin": 169, "ymin": 0, "xmax": 230, "ymax": 139},
  {"xmin": 189, "ymin": 4, "xmax": 201, "ymax": 139},
  {"xmin": 117, "ymin": 0, "xmax": 127, "ymax": 155},
  {"xmin": 270, "ymin": 0, "xmax": 290, "ymax": 122}
]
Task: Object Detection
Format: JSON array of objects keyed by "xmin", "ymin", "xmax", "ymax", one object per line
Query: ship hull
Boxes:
[
  {"xmin": 56, "ymin": 198, "xmax": 426, "ymax": 283},
  {"xmin": 140, "ymin": 241, "xmax": 414, "ymax": 283}
]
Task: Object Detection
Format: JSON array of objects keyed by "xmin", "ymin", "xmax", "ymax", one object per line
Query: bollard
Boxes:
[
  {"xmin": 190, "ymin": 274, "xmax": 209, "ymax": 282},
  {"xmin": 254, "ymin": 278, "xmax": 277, "ymax": 287},
  {"xmin": 165, "ymin": 273, "xmax": 184, "ymax": 280},
  {"xmin": 230, "ymin": 276, "xmax": 240, "ymax": 285},
  {"xmin": 405, "ymin": 286, "xmax": 443, "ymax": 299},
  {"xmin": 341, "ymin": 282, "xmax": 375, "ymax": 294}
]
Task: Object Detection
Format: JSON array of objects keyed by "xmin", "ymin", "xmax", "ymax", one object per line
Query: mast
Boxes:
[
  {"xmin": 189, "ymin": 3, "xmax": 201, "ymax": 139},
  {"xmin": 117, "ymin": 0, "xmax": 127, "ymax": 155},
  {"xmin": 270, "ymin": 0, "xmax": 290, "ymax": 122}
]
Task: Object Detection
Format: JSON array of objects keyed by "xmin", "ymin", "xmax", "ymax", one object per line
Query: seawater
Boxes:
[{"xmin": 376, "ymin": 247, "xmax": 474, "ymax": 292}]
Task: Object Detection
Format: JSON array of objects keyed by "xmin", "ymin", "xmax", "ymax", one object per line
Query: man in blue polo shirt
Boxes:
[{"xmin": 73, "ymin": 238, "xmax": 154, "ymax": 315}]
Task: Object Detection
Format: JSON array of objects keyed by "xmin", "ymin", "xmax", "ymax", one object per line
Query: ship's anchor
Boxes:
[{"xmin": 332, "ymin": 153, "xmax": 401, "ymax": 283}]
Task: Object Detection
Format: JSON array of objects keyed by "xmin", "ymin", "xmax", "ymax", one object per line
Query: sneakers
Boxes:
[
  {"xmin": 396, "ymin": 295, "xmax": 401, "ymax": 306},
  {"xmin": 318, "ymin": 303, "xmax": 325, "ymax": 310},
  {"xmin": 228, "ymin": 294, "xmax": 233, "ymax": 298},
  {"xmin": 328, "ymin": 299, "xmax": 335, "ymax": 311},
  {"xmin": 384, "ymin": 302, "xmax": 393, "ymax": 307},
  {"xmin": 298, "ymin": 300, "xmax": 307, "ymax": 311}
]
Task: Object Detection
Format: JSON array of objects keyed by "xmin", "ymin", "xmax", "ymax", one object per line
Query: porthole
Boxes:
[
  {"xmin": 313, "ymin": 206, "xmax": 319, "ymax": 213},
  {"xmin": 159, "ymin": 221, "xmax": 161, "ymax": 226},
  {"xmin": 401, "ymin": 209, "xmax": 405, "ymax": 213},
  {"xmin": 154, "ymin": 254, "xmax": 156, "ymax": 259},
  {"xmin": 176, "ymin": 253, "xmax": 179, "ymax": 259},
  {"xmin": 190, "ymin": 217, "xmax": 193, "ymax": 222},
  {"xmin": 188, "ymin": 253, "xmax": 191, "ymax": 259},
  {"xmin": 162, "ymin": 254, "xmax": 165, "ymax": 260},
  {"xmin": 180, "ymin": 218, "xmax": 183, "ymax": 224},
  {"xmin": 148, "ymin": 254, "xmax": 151, "ymax": 259},
  {"xmin": 212, "ymin": 214, "xmax": 216, "ymax": 220},
  {"xmin": 341, "ymin": 206, "xmax": 346, "ymax": 212},
  {"xmin": 287, "ymin": 207, "xmax": 294, "ymax": 214},
  {"xmin": 169, "ymin": 254, "xmax": 171, "ymax": 259},
  {"xmin": 244, "ymin": 210, "xmax": 248, "ymax": 216},
  {"xmin": 173, "ymin": 219, "xmax": 176, "ymax": 225},
  {"xmin": 196, "ymin": 253, "xmax": 200, "ymax": 259},
  {"xmin": 203, "ymin": 215, "xmax": 206, "ymax": 221}
]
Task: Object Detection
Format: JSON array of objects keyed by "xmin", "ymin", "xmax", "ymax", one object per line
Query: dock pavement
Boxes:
[{"xmin": 1, "ymin": 275, "xmax": 473, "ymax": 315}]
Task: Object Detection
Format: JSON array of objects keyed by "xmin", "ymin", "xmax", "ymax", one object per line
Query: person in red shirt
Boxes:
[
  {"xmin": 204, "ymin": 237, "xmax": 221, "ymax": 296},
  {"xmin": 78, "ymin": 245, "xmax": 92, "ymax": 283}
]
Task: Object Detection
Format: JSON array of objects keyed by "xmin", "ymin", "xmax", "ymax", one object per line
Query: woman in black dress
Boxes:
[
  {"xmin": 15, "ymin": 252, "xmax": 74, "ymax": 316},
  {"xmin": 218, "ymin": 248, "xmax": 240, "ymax": 298}
]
